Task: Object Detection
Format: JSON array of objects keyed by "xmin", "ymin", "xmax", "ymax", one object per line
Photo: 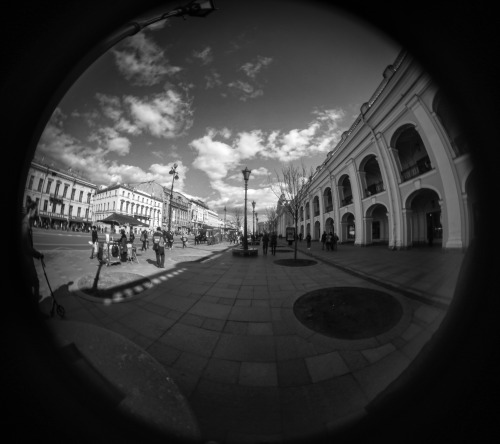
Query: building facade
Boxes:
[
  {"xmin": 276, "ymin": 50, "xmax": 476, "ymax": 250},
  {"xmin": 93, "ymin": 183, "xmax": 163, "ymax": 231},
  {"xmin": 164, "ymin": 190, "xmax": 190, "ymax": 233},
  {"xmin": 190, "ymin": 199, "xmax": 208, "ymax": 234},
  {"xmin": 24, "ymin": 158, "xmax": 97, "ymax": 231}
]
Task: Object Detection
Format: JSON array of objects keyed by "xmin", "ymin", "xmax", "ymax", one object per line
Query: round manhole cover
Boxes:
[
  {"xmin": 77, "ymin": 272, "xmax": 152, "ymax": 301},
  {"xmin": 274, "ymin": 259, "xmax": 317, "ymax": 267},
  {"xmin": 293, "ymin": 287, "xmax": 403, "ymax": 339}
]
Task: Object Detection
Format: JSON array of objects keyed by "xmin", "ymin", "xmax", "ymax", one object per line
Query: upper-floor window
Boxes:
[
  {"xmin": 54, "ymin": 182, "xmax": 61, "ymax": 196},
  {"xmin": 71, "ymin": 188, "xmax": 76, "ymax": 200},
  {"xmin": 46, "ymin": 179, "xmax": 53, "ymax": 194},
  {"xmin": 37, "ymin": 178, "xmax": 43, "ymax": 192},
  {"xmin": 79, "ymin": 190, "xmax": 83, "ymax": 202},
  {"xmin": 63, "ymin": 184, "xmax": 69, "ymax": 198},
  {"xmin": 28, "ymin": 175, "xmax": 34, "ymax": 190}
]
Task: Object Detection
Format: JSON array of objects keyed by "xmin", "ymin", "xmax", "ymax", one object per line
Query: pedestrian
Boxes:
[
  {"xmin": 333, "ymin": 233, "xmax": 339, "ymax": 251},
  {"xmin": 326, "ymin": 232, "xmax": 333, "ymax": 251},
  {"xmin": 21, "ymin": 196, "xmax": 45, "ymax": 313},
  {"xmin": 90, "ymin": 225, "xmax": 98, "ymax": 259},
  {"xmin": 119, "ymin": 229, "xmax": 128, "ymax": 261},
  {"xmin": 270, "ymin": 231, "xmax": 277, "ymax": 256},
  {"xmin": 321, "ymin": 230, "xmax": 327, "ymax": 250},
  {"xmin": 181, "ymin": 233, "xmax": 187, "ymax": 248},
  {"xmin": 306, "ymin": 233, "xmax": 312, "ymax": 250},
  {"xmin": 140, "ymin": 229, "xmax": 147, "ymax": 251},
  {"xmin": 152, "ymin": 226, "xmax": 166, "ymax": 268},
  {"xmin": 299, "ymin": 232, "xmax": 303, "ymax": 242},
  {"xmin": 262, "ymin": 231, "xmax": 269, "ymax": 255}
]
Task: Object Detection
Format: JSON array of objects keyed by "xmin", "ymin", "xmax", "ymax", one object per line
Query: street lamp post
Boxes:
[
  {"xmin": 252, "ymin": 201, "xmax": 256, "ymax": 238},
  {"xmin": 255, "ymin": 213, "xmax": 258, "ymax": 235},
  {"xmin": 242, "ymin": 167, "xmax": 251, "ymax": 250},
  {"xmin": 224, "ymin": 206, "xmax": 227, "ymax": 239},
  {"xmin": 168, "ymin": 164, "xmax": 179, "ymax": 233}
]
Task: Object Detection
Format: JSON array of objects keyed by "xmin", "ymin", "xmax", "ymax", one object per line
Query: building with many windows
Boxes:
[
  {"xmin": 24, "ymin": 158, "xmax": 97, "ymax": 231},
  {"xmin": 190, "ymin": 199, "xmax": 209, "ymax": 234},
  {"xmin": 165, "ymin": 190, "xmax": 190, "ymax": 233},
  {"xmin": 276, "ymin": 50, "xmax": 476, "ymax": 250},
  {"xmin": 93, "ymin": 183, "xmax": 163, "ymax": 231}
]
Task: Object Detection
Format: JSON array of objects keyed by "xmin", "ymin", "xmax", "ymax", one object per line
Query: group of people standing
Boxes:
[
  {"xmin": 320, "ymin": 231, "xmax": 339, "ymax": 251},
  {"xmin": 260, "ymin": 232, "xmax": 278, "ymax": 256}
]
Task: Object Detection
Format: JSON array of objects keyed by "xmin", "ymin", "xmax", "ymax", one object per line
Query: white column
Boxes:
[
  {"xmin": 407, "ymin": 95, "xmax": 463, "ymax": 249},
  {"xmin": 348, "ymin": 159, "xmax": 363, "ymax": 246}
]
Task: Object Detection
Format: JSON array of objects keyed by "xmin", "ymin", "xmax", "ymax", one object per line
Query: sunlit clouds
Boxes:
[
  {"xmin": 33, "ymin": 0, "xmax": 399, "ymax": 216},
  {"xmin": 112, "ymin": 33, "xmax": 181, "ymax": 86}
]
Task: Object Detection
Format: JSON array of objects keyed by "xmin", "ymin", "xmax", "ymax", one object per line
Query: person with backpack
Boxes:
[
  {"xmin": 181, "ymin": 233, "xmax": 187, "ymax": 248},
  {"xmin": 152, "ymin": 227, "xmax": 166, "ymax": 268}
]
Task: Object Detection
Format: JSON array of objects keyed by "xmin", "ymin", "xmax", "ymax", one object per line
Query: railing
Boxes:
[
  {"xmin": 401, "ymin": 157, "xmax": 432, "ymax": 182},
  {"xmin": 365, "ymin": 181, "xmax": 385, "ymax": 197},
  {"xmin": 341, "ymin": 195, "xmax": 353, "ymax": 206}
]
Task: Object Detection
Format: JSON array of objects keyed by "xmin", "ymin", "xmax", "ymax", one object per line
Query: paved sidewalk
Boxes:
[{"xmin": 35, "ymin": 239, "xmax": 465, "ymax": 443}]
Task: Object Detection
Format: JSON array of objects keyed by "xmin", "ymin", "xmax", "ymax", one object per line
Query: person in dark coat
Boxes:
[
  {"xmin": 262, "ymin": 232, "xmax": 269, "ymax": 255},
  {"xmin": 90, "ymin": 226, "xmax": 99, "ymax": 259},
  {"xmin": 306, "ymin": 233, "xmax": 312, "ymax": 250},
  {"xmin": 152, "ymin": 227, "xmax": 166, "ymax": 268},
  {"xmin": 321, "ymin": 231, "xmax": 327, "ymax": 250},
  {"xmin": 270, "ymin": 232, "xmax": 278, "ymax": 256}
]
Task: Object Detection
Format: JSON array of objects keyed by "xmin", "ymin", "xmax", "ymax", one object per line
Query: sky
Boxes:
[{"xmin": 34, "ymin": 0, "xmax": 401, "ymax": 221}]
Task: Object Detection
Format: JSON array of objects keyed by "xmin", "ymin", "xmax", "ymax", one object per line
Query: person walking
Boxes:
[
  {"xmin": 262, "ymin": 231, "xmax": 269, "ymax": 255},
  {"xmin": 333, "ymin": 232, "xmax": 339, "ymax": 251},
  {"xmin": 152, "ymin": 227, "xmax": 166, "ymax": 268},
  {"xmin": 321, "ymin": 231, "xmax": 327, "ymax": 250},
  {"xmin": 306, "ymin": 233, "xmax": 312, "ymax": 250},
  {"xmin": 326, "ymin": 232, "xmax": 333, "ymax": 251},
  {"xmin": 140, "ymin": 229, "xmax": 147, "ymax": 251},
  {"xmin": 119, "ymin": 229, "xmax": 128, "ymax": 261},
  {"xmin": 21, "ymin": 196, "xmax": 45, "ymax": 313},
  {"xmin": 299, "ymin": 232, "xmax": 303, "ymax": 242},
  {"xmin": 90, "ymin": 225, "xmax": 98, "ymax": 259},
  {"xmin": 270, "ymin": 231, "xmax": 277, "ymax": 256},
  {"xmin": 181, "ymin": 233, "xmax": 187, "ymax": 248}
]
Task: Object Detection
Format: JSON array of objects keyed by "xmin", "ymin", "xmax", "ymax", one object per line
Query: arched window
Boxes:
[
  {"xmin": 323, "ymin": 187, "xmax": 333, "ymax": 212},
  {"xmin": 393, "ymin": 125, "xmax": 432, "ymax": 182},
  {"xmin": 313, "ymin": 196, "xmax": 320, "ymax": 216}
]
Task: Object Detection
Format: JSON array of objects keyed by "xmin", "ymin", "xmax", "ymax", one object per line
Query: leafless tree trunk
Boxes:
[
  {"xmin": 231, "ymin": 207, "xmax": 243, "ymax": 233},
  {"xmin": 265, "ymin": 206, "xmax": 278, "ymax": 233},
  {"xmin": 268, "ymin": 162, "xmax": 311, "ymax": 260}
]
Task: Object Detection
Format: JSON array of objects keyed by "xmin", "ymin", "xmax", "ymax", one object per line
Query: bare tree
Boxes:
[
  {"xmin": 265, "ymin": 206, "xmax": 278, "ymax": 233},
  {"xmin": 268, "ymin": 162, "xmax": 311, "ymax": 260},
  {"xmin": 231, "ymin": 207, "xmax": 243, "ymax": 233}
]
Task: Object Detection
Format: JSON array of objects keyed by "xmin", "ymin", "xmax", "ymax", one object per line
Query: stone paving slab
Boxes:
[{"xmin": 32, "ymin": 240, "xmax": 463, "ymax": 443}]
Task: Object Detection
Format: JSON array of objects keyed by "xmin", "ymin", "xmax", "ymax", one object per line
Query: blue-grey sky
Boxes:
[{"xmin": 34, "ymin": 0, "xmax": 400, "ymax": 217}]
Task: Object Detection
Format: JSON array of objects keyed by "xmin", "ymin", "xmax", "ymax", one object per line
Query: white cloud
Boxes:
[
  {"xmin": 124, "ymin": 89, "xmax": 193, "ymax": 138},
  {"xmin": 112, "ymin": 33, "xmax": 181, "ymax": 86},
  {"xmin": 192, "ymin": 46, "xmax": 213, "ymax": 65},
  {"xmin": 227, "ymin": 80, "xmax": 263, "ymax": 101},
  {"xmin": 240, "ymin": 56, "xmax": 273, "ymax": 79}
]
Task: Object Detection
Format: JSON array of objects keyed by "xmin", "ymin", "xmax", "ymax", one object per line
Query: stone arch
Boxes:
[
  {"xmin": 359, "ymin": 154, "xmax": 385, "ymax": 197},
  {"xmin": 323, "ymin": 187, "xmax": 333, "ymax": 213},
  {"xmin": 365, "ymin": 203, "xmax": 389, "ymax": 245},
  {"xmin": 391, "ymin": 124, "xmax": 432, "ymax": 182},
  {"xmin": 312, "ymin": 195, "xmax": 320, "ymax": 217},
  {"xmin": 340, "ymin": 212, "xmax": 355, "ymax": 243},
  {"xmin": 404, "ymin": 188, "xmax": 442, "ymax": 247},
  {"xmin": 338, "ymin": 174, "xmax": 353, "ymax": 206},
  {"xmin": 325, "ymin": 217, "xmax": 334, "ymax": 235},
  {"xmin": 314, "ymin": 220, "xmax": 321, "ymax": 240}
]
